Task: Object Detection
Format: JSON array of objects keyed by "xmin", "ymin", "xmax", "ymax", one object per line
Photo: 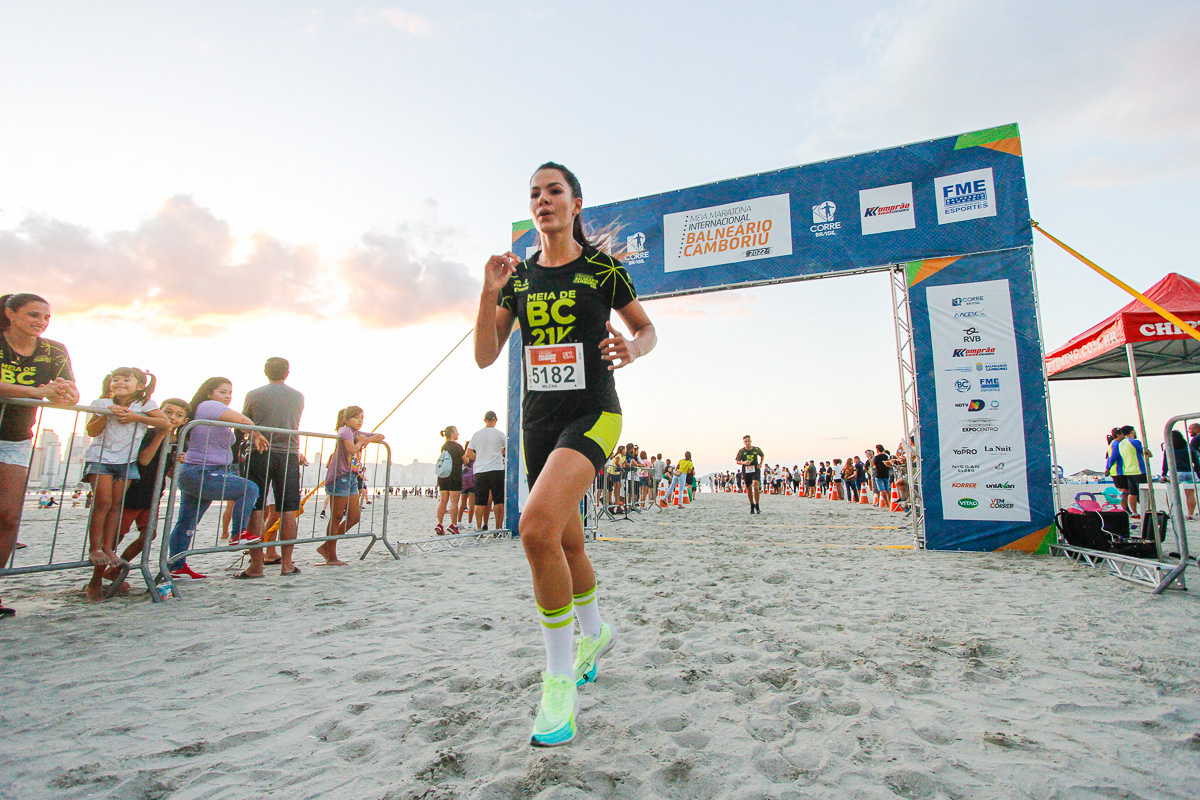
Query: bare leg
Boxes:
[
  {"xmin": 520, "ymin": 449, "xmax": 598, "ymax": 611},
  {"xmin": 0, "ymin": 464, "xmax": 29, "ymax": 571}
]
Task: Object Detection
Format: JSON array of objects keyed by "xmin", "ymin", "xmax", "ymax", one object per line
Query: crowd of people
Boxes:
[
  {"xmin": 714, "ymin": 435, "xmax": 916, "ymax": 514},
  {"xmin": 0, "ymin": 291, "xmax": 402, "ymax": 612}
]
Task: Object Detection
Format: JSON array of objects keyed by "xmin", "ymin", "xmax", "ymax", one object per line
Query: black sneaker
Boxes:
[{"xmin": 0, "ymin": 598, "xmax": 15, "ymax": 618}]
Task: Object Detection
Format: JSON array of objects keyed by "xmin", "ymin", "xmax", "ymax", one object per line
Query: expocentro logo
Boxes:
[
  {"xmin": 934, "ymin": 167, "xmax": 997, "ymax": 225},
  {"xmin": 859, "ymin": 182, "xmax": 915, "ymax": 235},
  {"xmin": 958, "ymin": 497, "xmax": 979, "ymax": 509}
]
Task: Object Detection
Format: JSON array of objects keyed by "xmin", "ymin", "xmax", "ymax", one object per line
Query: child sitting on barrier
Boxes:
[
  {"xmin": 83, "ymin": 368, "xmax": 170, "ymax": 602},
  {"xmin": 102, "ymin": 397, "xmax": 190, "ymax": 590},
  {"xmin": 318, "ymin": 406, "xmax": 384, "ymax": 566}
]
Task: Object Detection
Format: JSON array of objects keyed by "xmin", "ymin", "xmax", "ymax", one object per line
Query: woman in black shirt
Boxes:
[{"xmin": 474, "ymin": 163, "xmax": 656, "ymax": 746}]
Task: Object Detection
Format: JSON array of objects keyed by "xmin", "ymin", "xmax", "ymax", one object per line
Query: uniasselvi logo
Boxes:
[{"xmin": 958, "ymin": 497, "xmax": 979, "ymax": 509}]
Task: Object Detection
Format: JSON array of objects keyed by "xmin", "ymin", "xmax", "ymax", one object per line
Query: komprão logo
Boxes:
[{"xmin": 958, "ymin": 498, "xmax": 979, "ymax": 509}]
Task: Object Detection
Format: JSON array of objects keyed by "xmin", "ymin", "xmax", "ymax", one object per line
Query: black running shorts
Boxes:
[
  {"xmin": 474, "ymin": 470, "xmax": 504, "ymax": 504},
  {"xmin": 523, "ymin": 411, "xmax": 622, "ymax": 488},
  {"xmin": 246, "ymin": 451, "xmax": 302, "ymax": 513}
]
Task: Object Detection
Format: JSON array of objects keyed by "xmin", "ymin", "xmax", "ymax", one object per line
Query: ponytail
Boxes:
[
  {"xmin": 104, "ymin": 367, "xmax": 156, "ymax": 404},
  {"xmin": 336, "ymin": 405, "xmax": 363, "ymax": 430},
  {"xmin": 440, "ymin": 425, "xmax": 456, "ymax": 440}
]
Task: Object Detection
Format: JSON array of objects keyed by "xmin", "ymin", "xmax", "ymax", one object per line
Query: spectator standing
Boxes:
[
  {"xmin": 239, "ymin": 357, "xmax": 305, "ymax": 578},
  {"xmin": 467, "ymin": 411, "xmax": 507, "ymax": 531}
]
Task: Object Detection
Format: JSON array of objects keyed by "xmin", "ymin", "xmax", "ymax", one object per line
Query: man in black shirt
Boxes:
[
  {"xmin": 736, "ymin": 435, "xmax": 765, "ymax": 514},
  {"xmin": 872, "ymin": 444, "xmax": 892, "ymax": 501}
]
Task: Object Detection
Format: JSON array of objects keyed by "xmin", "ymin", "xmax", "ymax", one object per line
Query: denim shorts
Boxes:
[
  {"xmin": 1178, "ymin": 472, "xmax": 1197, "ymax": 483},
  {"xmin": 85, "ymin": 461, "xmax": 140, "ymax": 480},
  {"xmin": 0, "ymin": 439, "xmax": 32, "ymax": 467},
  {"xmin": 327, "ymin": 473, "xmax": 357, "ymax": 497}
]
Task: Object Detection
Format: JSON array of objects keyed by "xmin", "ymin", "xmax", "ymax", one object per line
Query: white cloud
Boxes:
[
  {"xmin": 0, "ymin": 196, "xmax": 477, "ymax": 331},
  {"xmin": 792, "ymin": 0, "xmax": 1200, "ymax": 177},
  {"xmin": 358, "ymin": 6, "xmax": 433, "ymax": 36}
]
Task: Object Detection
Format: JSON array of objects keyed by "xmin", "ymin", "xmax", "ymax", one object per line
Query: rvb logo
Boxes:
[
  {"xmin": 810, "ymin": 201, "xmax": 840, "ymax": 237},
  {"xmin": 963, "ymin": 327, "xmax": 981, "ymax": 343}
]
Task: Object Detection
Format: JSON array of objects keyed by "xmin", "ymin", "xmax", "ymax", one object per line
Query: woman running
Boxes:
[{"xmin": 474, "ymin": 162, "xmax": 656, "ymax": 747}]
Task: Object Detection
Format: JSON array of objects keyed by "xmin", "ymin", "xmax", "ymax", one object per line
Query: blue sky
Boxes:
[{"xmin": 1, "ymin": 1, "xmax": 1197, "ymax": 475}]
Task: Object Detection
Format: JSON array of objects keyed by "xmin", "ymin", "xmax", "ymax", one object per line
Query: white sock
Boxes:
[
  {"xmin": 573, "ymin": 586, "xmax": 602, "ymax": 638},
  {"xmin": 537, "ymin": 602, "xmax": 575, "ymax": 677}
]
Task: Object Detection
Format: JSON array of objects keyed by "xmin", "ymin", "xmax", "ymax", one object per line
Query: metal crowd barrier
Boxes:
[
  {"xmin": 0, "ymin": 398, "xmax": 149, "ymax": 599},
  {"xmin": 154, "ymin": 418, "xmax": 396, "ymax": 600},
  {"xmin": 1048, "ymin": 413, "xmax": 1193, "ymax": 594}
]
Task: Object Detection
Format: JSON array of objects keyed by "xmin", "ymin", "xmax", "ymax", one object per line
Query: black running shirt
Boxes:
[
  {"xmin": 0, "ymin": 337, "xmax": 74, "ymax": 441},
  {"xmin": 498, "ymin": 246, "xmax": 637, "ymax": 430}
]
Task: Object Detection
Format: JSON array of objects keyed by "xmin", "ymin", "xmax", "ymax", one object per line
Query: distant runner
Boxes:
[{"xmin": 735, "ymin": 435, "xmax": 765, "ymax": 514}]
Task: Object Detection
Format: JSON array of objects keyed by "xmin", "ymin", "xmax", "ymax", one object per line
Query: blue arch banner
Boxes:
[{"xmin": 512, "ymin": 124, "xmax": 1030, "ymax": 298}]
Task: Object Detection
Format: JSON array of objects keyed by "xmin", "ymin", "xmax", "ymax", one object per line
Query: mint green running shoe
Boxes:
[
  {"xmin": 530, "ymin": 672, "xmax": 579, "ymax": 747},
  {"xmin": 574, "ymin": 622, "xmax": 616, "ymax": 687}
]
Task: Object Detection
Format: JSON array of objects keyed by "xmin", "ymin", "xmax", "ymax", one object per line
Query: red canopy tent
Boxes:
[{"xmin": 1046, "ymin": 272, "xmax": 1200, "ymax": 380}]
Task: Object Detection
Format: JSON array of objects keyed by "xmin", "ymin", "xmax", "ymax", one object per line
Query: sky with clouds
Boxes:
[{"xmin": 1, "ymin": 0, "xmax": 1197, "ymax": 475}]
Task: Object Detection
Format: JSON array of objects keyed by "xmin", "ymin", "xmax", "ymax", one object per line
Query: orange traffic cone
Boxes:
[
  {"xmin": 859, "ymin": 486, "xmax": 870, "ymax": 504},
  {"xmin": 656, "ymin": 480, "xmax": 669, "ymax": 508},
  {"xmin": 890, "ymin": 485, "xmax": 903, "ymax": 512}
]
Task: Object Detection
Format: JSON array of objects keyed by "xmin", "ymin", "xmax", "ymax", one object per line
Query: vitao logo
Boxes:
[
  {"xmin": 810, "ymin": 201, "xmax": 840, "ymax": 237},
  {"xmin": 934, "ymin": 168, "xmax": 997, "ymax": 225},
  {"xmin": 958, "ymin": 498, "xmax": 979, "ymax": 509},
  {"xmin": 859, "ymin": 183, "xmax": 915, "ymax": 235}
]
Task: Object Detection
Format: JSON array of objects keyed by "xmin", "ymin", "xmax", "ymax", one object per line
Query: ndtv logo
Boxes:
[
  {"xmin": 953, "ymin": 347, "xmax": 996, "ymax": 357},
  {"xmin": 958, "ymin": 498, "xmax": 979, "ymax": 509}
]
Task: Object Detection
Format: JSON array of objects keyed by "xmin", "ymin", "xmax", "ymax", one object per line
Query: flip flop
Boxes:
[
  {"xmin": 263, "ymin": 558, "xmax": 282, "ymax": 565},
  {"xmin": 0, "ymin": 602, "xmax": 14, "ymax": 618},
  {"xmin": 232, "ymin": 570, "xmax": 264, "ymax": 579},
  {"xmin": 281, "ymin": 567, "xmax": 301, "ymax": 576}
]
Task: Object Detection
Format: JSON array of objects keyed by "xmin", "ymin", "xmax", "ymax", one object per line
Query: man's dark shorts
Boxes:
[
  {"xmin": 1122, "ymin": 474, "xmax": 1144, "ymax": 494},
  {"xmin": 474, "ymin": 470, "xmax": 504, "ymax": 505},
  {"xmin": 743, "ymin": 470, "xmax": 761, "ymax": 486},
  {"xmin": 1112, "ymin": 475, "xmax": 1128, "ymax": 491},
  {"xmin": 247, "ymin": 451, "xmax": 302, "ymax": 513}
]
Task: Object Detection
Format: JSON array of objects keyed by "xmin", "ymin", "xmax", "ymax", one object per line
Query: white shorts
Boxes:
[{"xmin": 0, "ymin": 439, "xmax": 32, "ymax": 467}]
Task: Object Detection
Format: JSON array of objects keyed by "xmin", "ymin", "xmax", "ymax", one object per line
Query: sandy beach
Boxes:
[{"xmin": 3, "ymin": 490, "xmax": 1200, "ymax": 800}]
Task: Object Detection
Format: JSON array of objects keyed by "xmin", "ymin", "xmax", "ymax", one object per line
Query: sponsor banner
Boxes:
[
  {"xmin": 663, "ymin": 194, "xmax": 793, "ymax": 273},
  {"xmin": 935, "ymin": 168, "xmax": 996, "ymax": 225},
  {"xmin": 859, "ymin": 183, "xmax": 915, "ymax": 235},
  {"xmin": 510, "ymin": 124, "xmax": 1031, "ymax": 300},
  {"xmin": 928, "ymin": 279, "xmax": 1030, "ymax": 522}
]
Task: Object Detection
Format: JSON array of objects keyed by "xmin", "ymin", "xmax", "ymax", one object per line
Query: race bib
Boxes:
[
  {"xmin": 743, "ymin": 464, "xmax": 756, "ymax": 473},
  {"xmin": 526, "ymin": 343, "xmax": 585, "ymax": 392}
]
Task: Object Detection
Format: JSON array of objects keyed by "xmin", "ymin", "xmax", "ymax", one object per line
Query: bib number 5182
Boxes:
[{"xmin": 525, "ymin": 343, "xmax": 585, "ymax": 392}]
